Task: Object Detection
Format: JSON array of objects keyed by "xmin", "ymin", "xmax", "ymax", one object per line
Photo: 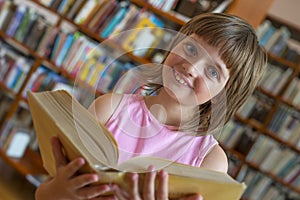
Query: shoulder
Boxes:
[
  {"xmin": 200, "ymin": 144, "xmax": 228, "ymax": 173},
  {"xmin": 88, "ymin": 93, "xmax": 124, "ymax": 124}
]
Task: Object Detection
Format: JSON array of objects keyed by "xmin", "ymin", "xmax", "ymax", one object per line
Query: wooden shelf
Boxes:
[
  {"xmin": 0, "ymin": 148, "xmax": 46, "ymax": 176},
  {"xmin": 227, "ymin": 0, "xmax": 274, "ymax": 28}
]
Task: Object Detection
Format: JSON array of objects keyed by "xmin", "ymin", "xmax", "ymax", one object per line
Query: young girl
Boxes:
[{"xmin": 35, "ymin": 13, "xmax": 267, "ymax": 200}]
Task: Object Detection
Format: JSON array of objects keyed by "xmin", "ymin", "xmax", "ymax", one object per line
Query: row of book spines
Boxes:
[
  {"xmin": 0, "ymin": 2, "xmax": 54, "ymax": 51},
  {"xmin": 36, "ymin": 0, "xmax": 166, "ymax": 38},
  {"xmin": 257, "ymin": 62, "xmax": 293, "ymax": 96},
  {"xmin": 259, "ymin": 72, "xmax": 300, "ymax": 111},
  {"xmin": 34, "ymin": 29, "xmax": 137, "ymax": 93},
  {"xmin": 0, "ymin": 0, "xmax": 169, "ymax": 65},
  {"xmin": 221, "ymin": 119, "xmax": 300, "ymax": 181},
  {"xmin": 247, "ymin": 135, "xmax": 299, "ymax": 182},
  {"xmin": 1, "ymin": 24, "xmax": 137, "ymax": 97},
  {"xmin": 39, "ymin": 0, "xmax": 180, "ymax": 24},
  {"xmin": 0, "ymin": 47, "xmax": 33, "ymax": 93},
  {"xmin": 236, "ymin": 164, "xmax": 299, "ymax": 200},
  {"xmin": 237, "ymin": 93, "xmax": 300, "ymax": 146},
  {"xmin": 268, "ymin": 104, "xmax": 300, "ymax": 143},
  {"xmin": 237, "ymin": 90, "xmax": 274, "ymax": 124},
  {"xmin": 219, "ymin": 120, "xmax": 256, "ymax": 154},
  {"xmin": 0, "ymin": 3, "xmax": 140, "ymax": 94},
  {"xmin": 257, "ymin": 19, "xmax": 300, "ymax": 64}
]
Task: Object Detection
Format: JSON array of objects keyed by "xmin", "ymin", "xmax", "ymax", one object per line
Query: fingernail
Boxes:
[
  {"xmin": 77, "ymin": 158, "xmax": 85, "ymax": 165},
  {"xmin": 160, "ymin": 170, "xmax": 168, "ymax": 177},
  {"xmin": 92, "ymin": 174, "xmax": 99, "ymax": 182},
  {"xmin": 148, "ymin": 165, "xmax": 155, "ymax": 172},
  {"xmin": 132, "ymin": 172, "xmax": 138, "ymax": 180}
]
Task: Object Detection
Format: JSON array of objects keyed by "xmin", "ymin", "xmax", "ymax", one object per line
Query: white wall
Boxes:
[{"xmin": 268, "ymin": 0, "xmax": 300, "ymax": 29}]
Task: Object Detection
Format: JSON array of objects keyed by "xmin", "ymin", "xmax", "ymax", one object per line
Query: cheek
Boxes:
[{"xmin": 194, "ymin": 78, "xmax": 223, "ymax": 103}]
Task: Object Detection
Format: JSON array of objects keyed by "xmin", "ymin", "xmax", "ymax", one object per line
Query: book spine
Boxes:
[
  {"xmin": 6, "ymin": 5, "xmax": 27, "ymax": 37},
  {"xmin": 55, "ymin": 33, "xmax": 75, "ymax": 67},
  {"xmin": 100, "ymin": 2, "xmax": 129, "ymax": 38}
]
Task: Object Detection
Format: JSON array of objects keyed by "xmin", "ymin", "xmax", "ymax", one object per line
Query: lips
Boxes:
[{"xmin": 174, "ymin": 70, "xmax": 193, "ymax": 88}]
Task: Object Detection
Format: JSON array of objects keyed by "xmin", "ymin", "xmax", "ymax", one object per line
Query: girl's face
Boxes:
[{"xmin": 162, "ymin": 34, "xmax": 229, "ymax": 106}]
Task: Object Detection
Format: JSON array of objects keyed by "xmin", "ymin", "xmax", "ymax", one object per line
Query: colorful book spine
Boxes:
[
  {"xmin": 55, "ymin": 32, "xmax": 78, "ymax": 66},
  {"xmin": 100, "ymin": 1, "xmax": 129, "ymax": 38},
  {"xmin": 6, "ymin": 5, "xmax": 27, "ymax": 37},
  {"xmin": 14, "ymin": 8, "xmax": 31, "ymax": 41}
]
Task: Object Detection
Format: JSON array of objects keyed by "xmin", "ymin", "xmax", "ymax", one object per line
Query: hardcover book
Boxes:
[{"xmin": 28, "ymin": 90, "xmax": 246, "ymax": 200}]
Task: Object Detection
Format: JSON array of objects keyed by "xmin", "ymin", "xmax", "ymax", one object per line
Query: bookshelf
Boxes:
[
  {"xmin": 223, "ymin": 14, "xmax": 300, "ymax": 198},
  {"xmin": 6, "ymin": 0, "xmax": 300, "ymax": 199}
]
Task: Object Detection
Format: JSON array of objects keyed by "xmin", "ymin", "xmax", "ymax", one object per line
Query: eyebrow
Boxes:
[{"xmin": 188, "ymin": 36, "xmax": 228, "ymax": 80}]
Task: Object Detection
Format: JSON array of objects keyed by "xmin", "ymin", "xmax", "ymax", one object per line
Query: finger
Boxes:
[
  {"xmin": 181, "ymin": 194, "xmax": 203, "ymax": 200},
  {"xmin": 127, "ymin": 173, "xmax": 141, "ymax": 200},
  {"xmin": 71, "ymin": 173, "xmax": 99, "ymax": 189},
  {"xmin": 156, "ymin": 170, "xmax": 168, "ymax": 200},
  {"xmin": 112, "ymin": 184, "xmax": 129, "ymax": 200},
  {"xmin": 51, "ymin": 137, "xmax": 67, "ymax": 167},
  {"xmin": 91, "ymin": 196, "xmax": 116, "ymax": 200},
  {"xmin": 63, "ymin": 157, "xmax": 86, "ymax": 178},
  {"xmin": 76, "ymin": 184, "xmax": 112, "ymax": 199},
  {"xmin": 143, "ymin": 166, "xmax": 156, "ymax": 200}
]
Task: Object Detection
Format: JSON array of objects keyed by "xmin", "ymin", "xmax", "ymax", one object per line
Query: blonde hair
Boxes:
[{"xmin": 135, "ymin": 13, "xmax": 267, "ymax": 136}]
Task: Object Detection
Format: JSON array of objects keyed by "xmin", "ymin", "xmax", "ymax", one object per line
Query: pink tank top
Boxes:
[{"xmin": 105, "ymin": 94, "xmax": 218, "ymax": 167}]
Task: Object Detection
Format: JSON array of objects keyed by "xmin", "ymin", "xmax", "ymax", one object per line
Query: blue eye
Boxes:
[
  {"xmin": 184, "ymin": 43, "xmax": 197, "ymax": 56},
  {"xmin": 207, "ymin": 67, "xmax": 219, "ymax": 80}
]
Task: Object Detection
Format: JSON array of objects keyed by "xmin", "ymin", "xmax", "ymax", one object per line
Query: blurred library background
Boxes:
[{"xmin": 0, "ymin": 0, "xmax": 300, "ymax": 199}]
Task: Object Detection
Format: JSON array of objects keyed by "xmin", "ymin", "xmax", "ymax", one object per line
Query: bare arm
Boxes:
[
  {"xmin": 200, "ymin": 144, "xmax": 228, "ymax": 173},
  {"xmin": 88, "ymin": 93, "xmax": 123, "ymax": 124}
]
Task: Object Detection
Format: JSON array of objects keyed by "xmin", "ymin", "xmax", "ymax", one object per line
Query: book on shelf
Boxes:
[
  {"xmin": 50, "ymin": 30, "xmax": 68, "ymax": 62},
  {"xmin": 4, "ymin": 57, "xmax": 32, "ymax": 93},
  {"xmin": 39, "ymin": 0, "xmax": 54, "ymax": 7},
  {"xmin": 85, "ymin": 0, "xmax": 118, "ymax": 33},
  {"xmin": 73, "ymin": 0, "xmax": 98, "ymax": 25},
  {"xmin": 36, "ymin": 26, "xmax": 58, "ymax": 58},
  {"xmin": 65, "ymin": 0, "xmax": 85, "ymax": 20},
  {"xmin": 55, "ymin": 32, "xmax": 77, "ymax": 67},
  {"xmin": 257, "ymin": 20, "xmax": 272, "ymax": 41},
  {"xmin": 259, "ymin": 24, "xmax": 276, "ymax": 47},
  {"xmin": 109, "ymin": 3, "xmax": 139, "ymax": 38},
  {"xmin": 49, "ymin": 0, "xmax": 63, "ymax": 10},
  {"xmin": 269, "ymin": 26, "xmax": 291, "ymax": 56},
  {"xmin": 0, "ymin": 1, "xmax": 17, "ymax": 32},
  {"xmin": 27, "ymin": 90, "xmax": 246, "ymax": 200},
  {"xmin": 57, "ymin": 0, "xmax": 75, "ymax": 15},
  {"xmin": 5, "ymin": 4, "xmax": 27, "ymax": 37},
  {"xmin": 24, "ymin": 15, "xmax": 50, "ymax": 51},
  {"xmin": 18, "ymin": 11, "xmax": 39, "ymax": 43},
  {"xmin": 14, "ymin": 7, "xmax": 32, "ymax": 41},
  {"xmin": 82, "ymin": 0, "xmax": 109, "ymax": 28},
  {"xmin": 120, "ymin": 12, "xmax": 165, "ymax": 58},
  {"xmin": 100, "ymin": 1, "xmax": 129, "ymax": 38},
  {"xmin": 0, "ymin": 47, "xmax": 16, "ymax": 82}
]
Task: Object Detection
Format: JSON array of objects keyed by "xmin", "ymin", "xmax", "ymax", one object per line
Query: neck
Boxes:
[{"xmin": 144, "ymin": 88, "xmax": 197, "ymax": 127}]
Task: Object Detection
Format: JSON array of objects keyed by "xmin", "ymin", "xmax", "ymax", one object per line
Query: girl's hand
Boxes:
[
  {"xmin": 112, "ymin": 166, "xmax": 203, "ymax": 200},
  {"xmin": 35, "ymin": 137, "xmax": 114, "ymax": 200}
]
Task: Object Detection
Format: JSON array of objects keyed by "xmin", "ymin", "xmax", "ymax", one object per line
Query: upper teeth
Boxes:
[{"xmin": 175, "ymin": 72, "xmax": 187, "ymax": 86}]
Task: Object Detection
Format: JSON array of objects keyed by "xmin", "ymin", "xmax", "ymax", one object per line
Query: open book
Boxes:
[{"xmin": 27, "ymin": 90, "xmax": 246, "ymax": 199}]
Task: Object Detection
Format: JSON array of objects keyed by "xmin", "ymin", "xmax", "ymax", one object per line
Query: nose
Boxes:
[{"xmin": 183, "ymin": 63, "xmax": 198, "ymax": 78}]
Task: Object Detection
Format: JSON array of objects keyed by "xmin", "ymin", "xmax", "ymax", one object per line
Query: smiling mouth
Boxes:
[{"xmin": 174, "ymin": 70, "xmax": 190, "ymax": 87}]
